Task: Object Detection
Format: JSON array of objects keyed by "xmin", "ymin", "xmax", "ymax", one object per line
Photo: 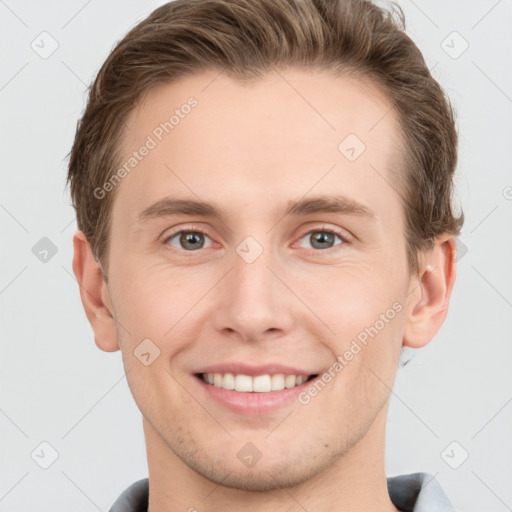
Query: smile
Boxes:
[{"xmin": 199, "ymin": 373, "xmax": 317, "ymax": 392}]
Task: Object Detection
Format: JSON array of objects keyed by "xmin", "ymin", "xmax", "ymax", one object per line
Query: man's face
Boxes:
[{"xmin": 104, "ymin": 68, "xmax": 416, "ymax": 490}]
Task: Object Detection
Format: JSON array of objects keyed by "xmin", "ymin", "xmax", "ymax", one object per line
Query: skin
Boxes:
[{"xmin": 73, "ymin": 68, "xmax": 457, "ymax": 512}]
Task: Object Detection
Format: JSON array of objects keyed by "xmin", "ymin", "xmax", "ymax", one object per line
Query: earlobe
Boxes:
[
  {"xmin": 72, "ymin": 230, "xmax": 120, "ymax": 352},
  {"xmin": 403, "ymin": 235, "xmax": 457, "ymax": 349}
]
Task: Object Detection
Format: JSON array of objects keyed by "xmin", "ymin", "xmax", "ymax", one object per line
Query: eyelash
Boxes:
[
  {"xmin": 296, "ymin": 226, "xmax": 351, "ymax": 254},
  {"xmin": 162, "ymin": 225, "xmax": 351, "ymax": 255}
]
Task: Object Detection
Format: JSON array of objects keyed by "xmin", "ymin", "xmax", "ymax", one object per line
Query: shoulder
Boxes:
[
  {"xmin": 387, "ymin": 472, "xmax": 456, "ymax": 512},
  {"xmin": 109, "ymin": 478, "xmax": 149, "ymax": 512},
  {"xmin": 109, "ymin": 473, "xmax": 455, "ymax": 512}
]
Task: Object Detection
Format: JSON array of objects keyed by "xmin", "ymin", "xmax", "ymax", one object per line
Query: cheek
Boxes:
[
  {"xmin": 110, "ymin": 261, "xmax": 199, "ymax": 336},
  {"xmin": 315, "ymin": 265, "xmax": 399, "ymax": 337},
  {"xmin": 315, "ymin": 266, "xmax": 405, "ymax": 396},
  {"xmin": 109, "ymin": 261, "xmax": 217, "ymax": 390}
]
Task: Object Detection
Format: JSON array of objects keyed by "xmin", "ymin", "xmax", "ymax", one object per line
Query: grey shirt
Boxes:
[{"xmin": 109, "ymin": 472, "xmax": 455, "ymax": 511}]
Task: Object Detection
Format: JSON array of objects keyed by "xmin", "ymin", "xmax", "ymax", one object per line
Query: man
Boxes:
[{"xmin": 67, "ymin": 0, "xmax": 464, "ymax": 510}]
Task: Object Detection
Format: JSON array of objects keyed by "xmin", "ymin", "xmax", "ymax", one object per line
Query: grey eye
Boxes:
[
  {"xmin": 299, "ymin": 231, "xmax": 343, "ymax": 250},
  {"xmin": 166, "ymin": 231, "xmax": 209, "ymax": 250}
]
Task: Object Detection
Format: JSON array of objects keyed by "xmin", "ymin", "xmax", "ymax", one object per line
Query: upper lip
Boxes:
[{"xmin": 194, "ymin": 363, "xmax": 319, "ymax": 377}]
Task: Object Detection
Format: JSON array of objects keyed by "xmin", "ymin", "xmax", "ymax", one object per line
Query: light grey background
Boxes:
[{"xmin": 1, "ymin": 1, "xmax": 511, "ymax": 511}]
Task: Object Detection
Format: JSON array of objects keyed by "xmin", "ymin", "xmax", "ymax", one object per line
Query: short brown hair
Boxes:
[{"xmin": 66, "ymin": 0, "xmax": 464, "ymax": 279}]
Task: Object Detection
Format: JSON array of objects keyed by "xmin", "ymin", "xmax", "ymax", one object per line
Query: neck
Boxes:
[{"xmin": 144, "ymin": 404, "xmax": 399, "ymax": 512}]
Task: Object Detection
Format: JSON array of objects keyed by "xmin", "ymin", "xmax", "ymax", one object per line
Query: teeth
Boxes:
[
  {"xmin": 201, "ymin": 373, "xmax": 311, "ymax": 392},
  {"xmin": 223, "ymin": 372, "xmax": 235, "ymax": 390},
  {"xmin": 285, "ymin": 375, "xmax": 296, "ymax": 388},
  {"xmin": 213, "ymin": 373, "xmax": 223, "ymax": 387},
  {"xmin": 235, "ymin": 374, "xmax": 253, "ymax": 392},
  {"xmin": 253, "ymin": 375, "xmax": 271, "ymax": 392},
  {"xmin": 271, "ymin": 374, "xmax": 285, "ymax": 391}
]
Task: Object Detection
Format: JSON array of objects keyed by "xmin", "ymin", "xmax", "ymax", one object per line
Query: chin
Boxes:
[
  {"xmin": 196, "ymin": 463, "xmax": 315, "ymax": 492},
  {"xmin": 180, "ymin": 445, "xmax": 340, "ymax": 492}
]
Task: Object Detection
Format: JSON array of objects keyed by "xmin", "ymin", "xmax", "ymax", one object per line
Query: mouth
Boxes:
[
  {"xmin": 195, "ymin": 372, "xmax": 319, "ymax": 392},
  {"xmin": 192, "ymin": 368, "xmax": 320, "ymax": 416}
]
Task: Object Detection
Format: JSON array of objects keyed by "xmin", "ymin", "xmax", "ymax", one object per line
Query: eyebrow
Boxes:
[{"xmin": 137, "ymin": 194, "xmax": 375, "ymax": 223}]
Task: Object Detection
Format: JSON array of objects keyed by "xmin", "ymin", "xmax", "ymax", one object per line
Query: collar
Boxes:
[{"xmin": 109, "ymin": 472, "xmax": 455, "ymax": 512}]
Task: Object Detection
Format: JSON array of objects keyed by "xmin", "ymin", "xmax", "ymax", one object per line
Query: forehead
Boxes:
[{"xmin": 114, "ymin": 68, "xmax": 404, "ymax": 223}]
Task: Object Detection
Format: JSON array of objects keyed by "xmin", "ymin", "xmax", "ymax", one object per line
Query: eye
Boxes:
[
  {"xmin": 164, "ymin": 229, "xmax": 214, "ymax": 251},
  {"xmin": 162, "ymin": 226, "xmax": 350, "ymax": 254},
  {"xmin": 297, "ymin": 228, "xmax": 347, "ymax": 251}
]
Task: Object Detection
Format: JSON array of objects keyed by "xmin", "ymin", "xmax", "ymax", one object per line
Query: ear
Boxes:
[
  {"xmin": 72, "ymin": 230, "xmax": 120, "ymax": 352},
  {"xmin": 403, "ymin": 234, "xmax": 457, "ymax": 348}
]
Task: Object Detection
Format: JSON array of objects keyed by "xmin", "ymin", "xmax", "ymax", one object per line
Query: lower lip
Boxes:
[{"xmin": 193, "ymin": 375, "xmax": 315, "ymax": 416}]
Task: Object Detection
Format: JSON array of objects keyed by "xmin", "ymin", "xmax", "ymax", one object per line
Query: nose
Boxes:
[{"xmin": 211, "ymin": 242, "xmax": 296, "ymax": 343}]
